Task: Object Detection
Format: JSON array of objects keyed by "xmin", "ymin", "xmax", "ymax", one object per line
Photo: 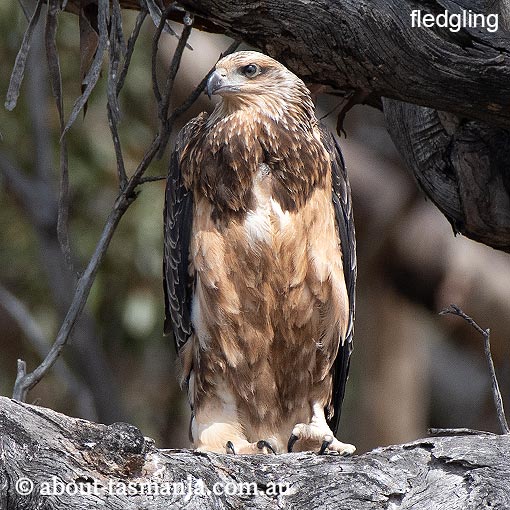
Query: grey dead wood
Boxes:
[
  {"xmin": 61, "ymin": 0, "xmax": 510, "ymax": 127},
  {"xmin": 383, "ymin": 100, "xmax": 510, "ymax": 252},
  {"xmin": 1, "ymin": 396, "xmax": 509, "ymax": 509}
]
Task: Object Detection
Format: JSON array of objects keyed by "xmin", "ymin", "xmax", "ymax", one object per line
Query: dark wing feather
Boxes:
[
  {"xmin": 163, "ymin": 119, "xmax": 201, "ymax": 354},
  {"xmin": 320, "ymin": 125, "xmax": 356, "ymax": 435}
]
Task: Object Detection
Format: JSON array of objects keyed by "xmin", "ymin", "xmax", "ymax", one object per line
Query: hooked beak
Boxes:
[
  {"xmin": 207, "ymin": 70, "xmax": 225, "ymax": 98},
  {"xmin": 206, "ymin": 69, "xmax": 239, "ymax": 98}
]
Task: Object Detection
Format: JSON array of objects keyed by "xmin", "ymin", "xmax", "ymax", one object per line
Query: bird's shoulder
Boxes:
[{"xmin": 176, "ymin": 112, "xmax": 209, "ymax": 152}]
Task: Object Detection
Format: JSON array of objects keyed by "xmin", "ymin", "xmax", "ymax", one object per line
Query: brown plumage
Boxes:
[{"xmin": 163, "ymin": 51, "xmax": 356, "ymax": 454}]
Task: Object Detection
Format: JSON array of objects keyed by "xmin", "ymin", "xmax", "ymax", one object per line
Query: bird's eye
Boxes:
[{"xmin": 242, "ymin": 64, "xmax": 260, "ymax": 78}]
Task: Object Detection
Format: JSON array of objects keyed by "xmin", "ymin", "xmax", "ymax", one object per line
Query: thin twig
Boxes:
[
  {"xmin": 111, "ymin": 0, "xmax": 127, "ymax": 56},
  {"xmin": 62, "ymin": 0, "xmax": 109, "ymax": 136},
  {"xmin": 139, "ymin": 175, "xmax": 166, "ymax": 183},
  {"xmin": 5, "ymin": 0, "xmax": 44, "ymax": 111},
  {"xmin": 152, "ymin": 3, "xmax": 176, "ymax": 111},
  {"xmin": 46, "ymin": 0, "xmax": 74, "ymax": 274},
  {"xmin": 107, "ymin": 0, "xmax": 128, "ymax": 189},
  {"xmin": 156, "ymin": 16, "xmax": 193, "ymax": 159},
  {"xmin": 160, "ymin": 16, "xmax": 193, "ymax": 123},
  {"xmin": 107, "ymin": 0, "xmax": 124, "ymax": 126},
  {"xmin": 116, "ymin": 8, "xmax": 147, "ymax": 95},
  {"xmin": 14, "ymin": 360, "xmax": 27, "ymax": 400},
  {"xmin": 107, "ymin": 105, "xmax": 127, "ymax": 189},
  {"xmin": 108, "ymin": 6, "xmax": 148, "ymax": 191},
  {"xmin": 440, "ymin": 304, "xmax": 510, "ymax": 434}
]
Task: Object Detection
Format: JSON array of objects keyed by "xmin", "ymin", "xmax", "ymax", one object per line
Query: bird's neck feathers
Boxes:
[{"xmin": 209, "ymin": 90, "xmax": 310, "ymax": 124}]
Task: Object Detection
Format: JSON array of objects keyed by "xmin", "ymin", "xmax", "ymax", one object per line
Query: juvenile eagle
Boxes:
[{"xmin": 163, "ymin": 51, "xmax": 356, "ymax": 455}]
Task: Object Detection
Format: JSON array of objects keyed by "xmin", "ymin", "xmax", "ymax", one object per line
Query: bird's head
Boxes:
[{"xmin": 206, "ymin": 51, "xmax": 312, "ymax": 118}]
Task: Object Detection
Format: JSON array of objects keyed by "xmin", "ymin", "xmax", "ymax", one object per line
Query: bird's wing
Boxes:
[
  {"xmin": 320, "ymin": 125, "xmax": 356, "ymax": 435},
  {"xmin": 163, "ymin": 117, "xmax": 202, "ymax": 354}
]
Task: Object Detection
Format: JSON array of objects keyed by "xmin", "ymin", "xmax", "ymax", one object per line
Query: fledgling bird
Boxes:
[{"xmin": 163, "ymin": 51, "xmax": 356, "ymax": 455}]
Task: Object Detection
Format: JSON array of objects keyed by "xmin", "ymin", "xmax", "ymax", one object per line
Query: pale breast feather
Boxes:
[{"xmin": 244, "ymin": 163, "xmax": 272, "ymax": 245}]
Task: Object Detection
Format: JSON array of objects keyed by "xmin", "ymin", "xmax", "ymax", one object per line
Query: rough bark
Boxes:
[
  {"xmin": 383, "ymin": 100, "xmax": 510, "ymax": 251},
  {"xmin": 77, "ymin": 0, "xmax": 510, "ymax": 127},
  {"xmin": 1, "ymin": 396, "xmax": 509, "ymax": 509}
]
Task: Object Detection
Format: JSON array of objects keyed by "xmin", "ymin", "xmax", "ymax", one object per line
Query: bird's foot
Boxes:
[
  {"xmin": 287, "ymin": 422, "xmax": 355, "ymax": 455},
  {"xmin": 225, "ymin": 438, "xmax": 277, "ymax": 454}
]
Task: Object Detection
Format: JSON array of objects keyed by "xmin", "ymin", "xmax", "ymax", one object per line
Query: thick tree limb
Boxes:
[
  {"xmin": 64, "ymin": 0, "xmax": 510, "ymax": 128},
  {"xmin": 0, "ymin": 396, "xmax": 509, "ymax": 509}
]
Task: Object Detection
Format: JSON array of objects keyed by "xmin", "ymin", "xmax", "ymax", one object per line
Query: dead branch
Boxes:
[
  {"xmin": 440, "ymin": 304, "xmax": 510, "ymax": 434},
  {"xmin": 1, "ymin": 396, "xmax": 509, "ymax": 509},
  {"xmin": 60, "ymin": 0, "xmax": 510, "ymax": 128}
]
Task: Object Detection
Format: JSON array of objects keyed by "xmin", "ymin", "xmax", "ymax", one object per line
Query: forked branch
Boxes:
[{"xmin": 440, "ymin": 304, "xmax": 510, "ymax": 434}]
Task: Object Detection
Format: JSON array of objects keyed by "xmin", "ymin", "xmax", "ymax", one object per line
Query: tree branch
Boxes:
[
  {"xmin": 440, "ymin": 304, "xmax": 510, "ymax": 435},
  {"xmin": 1, "ymin": 396, "xmax": 510, "ymax": 509},
  {"xmin": 383, "ymin": 100, "xmax": 510, "ymax": 252},
  {"xmin": 5, "ymin": 0, "xmax": 44, "ymax": 112},
  {"xmin": 65, "ymin": 0, "xmax": 510, "ymax": 128},
  {"xmin": 46, "ymin": 0, "xmax": 74, "ymax": 273}
]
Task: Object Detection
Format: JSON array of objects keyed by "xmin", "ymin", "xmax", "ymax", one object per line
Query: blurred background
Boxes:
[{"xmin": 1, "ymin": 1, "xmax": 509, "ymax": 454}]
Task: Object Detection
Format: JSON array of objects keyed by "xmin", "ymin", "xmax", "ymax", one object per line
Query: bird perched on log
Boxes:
[{"xmin": 163, "ymin": 51, "xmax": 356, "ymax": 455}]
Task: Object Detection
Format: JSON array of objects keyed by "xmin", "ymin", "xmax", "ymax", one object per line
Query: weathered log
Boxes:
[{"xmin": 1, "ymin": 396, "xmax": 509, "ymax": 509}]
